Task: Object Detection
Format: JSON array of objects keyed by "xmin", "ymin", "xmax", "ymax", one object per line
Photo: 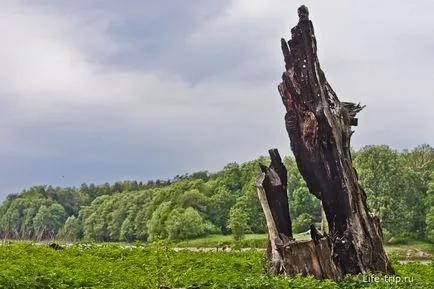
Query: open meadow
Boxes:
[
  {"xmin": 0, "ymin": 241, "xmax": 432, "ymax": 289},
  {"xmin": 175, "ymin": 234, "xmax": 434, "ymax": 260}
]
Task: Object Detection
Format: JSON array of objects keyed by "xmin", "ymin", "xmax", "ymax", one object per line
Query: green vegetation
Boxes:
[
  {"xmin": 0, "ymin": 242, "xmax": 432, "ymax": 289},
  {"xmin": 385, "ymin": 238, "xmax": 434, "ymax": 260},
  {"xmin": 0, "ymin": 144, "xmax": 433, "ymax": 245},
  {"xmin": 175, "ymin": 233, "xmax": 311, "ymax": 248},
  {"xmin": 176, "ymin": 233, "xmax": 433, "ymax": 261},
  {"xmin": 227, "ymin": 207, "xmax": 249, "ymax": 241}
]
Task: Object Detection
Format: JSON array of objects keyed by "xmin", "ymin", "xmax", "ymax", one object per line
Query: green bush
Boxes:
[
  {"xmin": 387, "ymin": 237, "xmax": 413, "ymax": 245},
  {"xmin": 238, "ymin": 238, "xmax": 268, "ymax": 248},
  {"xmin": 293, "ymin": 213, "xmax": 313, "ymax": 233}
]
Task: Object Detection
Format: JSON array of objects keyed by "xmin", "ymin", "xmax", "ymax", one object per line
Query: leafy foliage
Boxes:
[
  {"xmin": 0, "ymin": 242, "xmax": 432, "ymax": 289},
  {"xmin": 166, "ymin": 207, "xmax": 208, "ymax": 240},
  {"xmin": 0, "ymin": 144, "xmax": 433, "ymax": 243},
  {"xmin": 353, "ymin": 145, "xmax": 433, "ymax": 239},
  {"xmin": 425, "ymin": 172, "xmax": 434, "ymax": 242},
  {"xmin": 292, "ymin": 213, "xmax": 313, "ymax": 233},
  {"xmin": 227, "ymin": 207, "xmax": 249, "ymax": 241}
]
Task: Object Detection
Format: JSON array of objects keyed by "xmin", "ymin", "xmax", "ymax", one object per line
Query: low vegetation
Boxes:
[
  {"xmin": 173, "ymin": 233, "xmax": 433, "ymax": 261},
  {"xmin": 0, "ymin": 242, "xmax": 432, "ymax": 289},
  {"xmin": 174, "ymin": 233, "xmax": 310, "ymax": 249},
  {"xmin": 0, "ymin": 144, "xmax": 432, "ymax": 287}
]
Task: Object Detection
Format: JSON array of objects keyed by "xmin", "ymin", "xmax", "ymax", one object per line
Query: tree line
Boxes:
[{"xmin": 0, "ymin": 144, "xmax": 432, "ymax": 243}]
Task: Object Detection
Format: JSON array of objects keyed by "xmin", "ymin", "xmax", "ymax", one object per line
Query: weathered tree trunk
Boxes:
[
  {"xmin": 256, "ymin": 149, "xmax": 293, "ymax": 274},
  {"xmin": 257, "ymin": 5, "xmax": 393, "ymax": 279},
  {"xmin": 257, "ymin": 149, "xmax": 342, "ymax": 280}
]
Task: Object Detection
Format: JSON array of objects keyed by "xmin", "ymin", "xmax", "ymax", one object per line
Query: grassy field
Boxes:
[
  {"xmin": 384, "ymin": 239, "xmax": 434, "ymax": 260},
  {"xmin": 175, "ymin": 233, "xmax": 311, "ymax": 248},
  {"xmin": 175, "ymin": 234, "xmax": 434, "ymax": 260},
  {"xmin": 0, "ymin": 241, "xmax": 432, "ymax": 289}
]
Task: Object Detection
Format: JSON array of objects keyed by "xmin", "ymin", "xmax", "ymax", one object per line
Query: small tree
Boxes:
[
  {"xmin": 33, "ymin": 203, "xmax": 67, "ymax": 240},
  {"xmin": 58, "ymin": 215, "xmax": 82, "ymax": 241},
  {"xmin": 120, "ymin": 216, "xmax": 136, "ymax": 242},
  {"xmin": 227, "ymin": 207, "xmax": 248, "ymax": 241},
  {"xmin": 166, "ymin": 207, "xmax": 206, "ymax": 240},
  {"xmin": 147, "ymin": 201, "xmax": 172, "ymax": 241}
]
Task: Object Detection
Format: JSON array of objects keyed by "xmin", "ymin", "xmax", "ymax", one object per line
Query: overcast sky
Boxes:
[{"xmin": 0, "ymin": 0, "xmax": 433, "ymax": 201}]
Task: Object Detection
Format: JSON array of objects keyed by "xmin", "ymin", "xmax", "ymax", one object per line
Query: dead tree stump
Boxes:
[
  {"xmin": 257, "ymin": 149, "xmax": 342, "ymax": 280},
  {"xmin": 256, "ymin": 5, "xmax": 393, "ymax": 280}
]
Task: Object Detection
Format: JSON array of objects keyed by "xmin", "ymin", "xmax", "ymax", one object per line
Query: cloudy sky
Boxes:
[{"xmin": 0, "ymin": 0, "xmax": 433, "ymax": 201}]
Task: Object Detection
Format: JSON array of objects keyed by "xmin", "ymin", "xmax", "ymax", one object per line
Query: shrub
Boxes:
[{"xmin": 293, "ymin": 213, "xmax": 313, "ymax": 233}]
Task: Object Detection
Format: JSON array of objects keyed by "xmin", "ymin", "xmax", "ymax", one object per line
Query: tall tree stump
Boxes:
[{"xmin": 257, "ymin": 5, "xmax": 393, "ymax": 280}]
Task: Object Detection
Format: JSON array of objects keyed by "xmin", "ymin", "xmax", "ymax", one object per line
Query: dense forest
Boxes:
[{"xmin": 0, "ymin": 144, "xmax": 432, "ymax": 244}]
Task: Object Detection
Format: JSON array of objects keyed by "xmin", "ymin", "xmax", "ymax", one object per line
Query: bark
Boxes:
[
  {"xmin": 256, "ymin": 149, "xmax": 292, "ymax": 274},
  {"xmin": 259, "ymin": 149, "xmax": 292, "ymax": 239},
  {"xmin": 274, "ymin": 5, "xmax": 393, "ymax": 275},
  {"xmin": 282, "ymin": 239, "xmax": 341, "ymax": 280},
  {"xmin": 257, "ymin": 149, "xmax": 342, "ymax": 281},
  {"xmin": 256, "ymin": 173, "xmax": 285, "ymax": 274}
]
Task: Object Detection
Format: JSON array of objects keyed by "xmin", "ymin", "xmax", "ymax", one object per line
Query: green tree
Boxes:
[
  {"xmin": 134, "ymin": 207, "xmax": 150, "ymax": 241},
  {"xmin": 33, "ymin": 204, "xmax": 67, "ymax": 240},
  {"xmin": 206, "ymin": 188, "xmax": 236, "ymax": 234},
  {"xmin": 0, "ymin": 197, "xmax": 51, "ymax": 239},
  {"xmin": 424, "ymin": 173, "xmax": 434, "ymax": 242},
  {"xmin": 354, "ymin": 145, "xmax": 412, "ymax": 236},
  {"xmin": 80, "ymin": 195, "xmax": 111, "ymax": 241},
  {"xmin": 291, "ymin": 187, "xmax": 321, "ymax": 221},
  {"xmin": 147, "ymin": 201, "xmax": 172, "ymax": 241},
  {"xmin": 58, "ymin": 215, "xmax": 82, "ymax": 241},
  {"xmin": 227, "ymin": 207, "xmax": 248, "ymax": 241},
  {"xmin": 177, "ymin": 189, "xmax": 208, "ymax": 212},
  {"xmin": 292, "ymin": 213, "xmax": 313, "ymax": 233},
  {"xmin": 238, "ymin": 160, "xmax": 267, "ymax": 233},
  {"xmin": 401, "ymin": 144, "xmax": 434, "ymax": 238},
  {"xmin": 218, "ymin": 163, "xmax": 243, "ymax": 194},
  {"xmin": 166, "ymin": 207, "xmax": 206, "ymax": 240},
  {"xmin": 51, "ymin": 187, "xmax": 88, "ymax": 216},
  {"xmin": 120, "ymin": 216, "xmax": 136, "ymax": 242},
  {"xmin": 236, "ymin": 186, "xmax": 266, "ymax": 234}
]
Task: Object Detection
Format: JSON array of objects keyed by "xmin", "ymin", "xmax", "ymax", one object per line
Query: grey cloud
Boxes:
[
  {"xmin": 0, "ymin": 96, "xmax": 286, "ymax": 201},
  {"xmin": 21, "ymin": 0, "xmax": 434, "ymax": 86},
  {"xmin": 27, "ymin": 0, "xmax": 233, "ymax": 84},
  {"xmin": 0, "ymin": 0, "xmax": 433, "ymax": 201},
  {"xmin": 24, "ymin": 0, "xmax": 285, "ymax": 84}
]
